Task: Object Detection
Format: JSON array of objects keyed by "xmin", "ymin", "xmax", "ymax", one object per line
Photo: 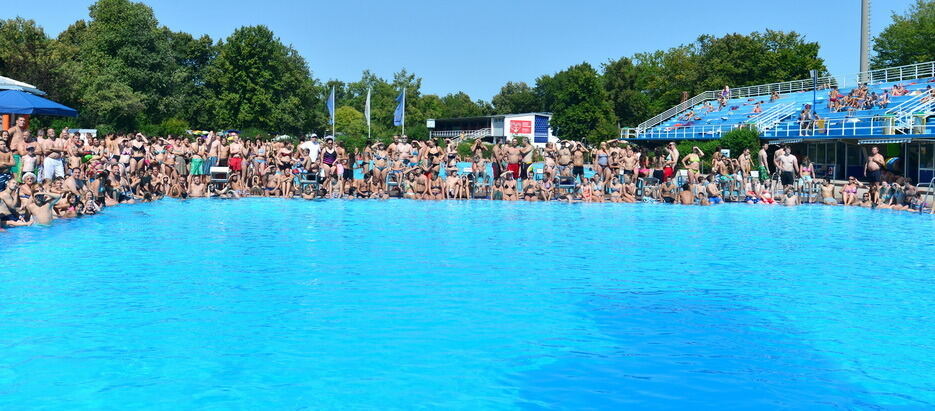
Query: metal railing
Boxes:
[
  {"xmin": 731, "ymin": 77, "xmax": 839, "ymax": 99},
  {"xmin": 636, "ymin": 91, "xmax": 718, "ymax": 132},
  {"xmin": 431, "ymin": 128, "xmax": 492, "ymax": 144},
  {"xmin": 861, "ymin": 61, "xmax": 935, "ymax": 85},
  {"xmin": 637, "ymin": 123, "xmax": 747, "ymax": 140},
  {"xmin": 764, "ymin": 114, "xmax": 933, "ymax": 138},
  {"xmin": 748, "ymin": 102, "xmax": 796, "ymax": 130},
  {"xmin": 887, "ymin": 92, "xmax": 935, "ymax": 128}
]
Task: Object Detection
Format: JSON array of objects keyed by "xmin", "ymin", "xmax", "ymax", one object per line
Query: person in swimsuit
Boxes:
[
  {"xmin": 681, "ymin": 146, "xmax": 703, "ymax": 182},
  {"xmin": 843, "ymin": 176, "xmax": 862, "ymax": 206},
  {"xmin": 320, "ymin": 138, "xmax": 338, "ymax": 177}
]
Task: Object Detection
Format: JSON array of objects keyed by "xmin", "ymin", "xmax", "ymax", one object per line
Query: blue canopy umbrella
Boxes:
[{"xmin": 0, "ymin": 89, "xmax": 78, "ymax": 117}]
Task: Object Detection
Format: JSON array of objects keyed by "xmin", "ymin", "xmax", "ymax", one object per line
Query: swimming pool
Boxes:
[{"xmin": 1, "ymin": 199, "xmax": 933, "ymax": 409}]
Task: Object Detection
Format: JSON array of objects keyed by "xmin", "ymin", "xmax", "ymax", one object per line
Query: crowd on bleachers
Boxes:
[{"xmin": 650, "ymin": 77, "xmax": 935, "ymax": 138}]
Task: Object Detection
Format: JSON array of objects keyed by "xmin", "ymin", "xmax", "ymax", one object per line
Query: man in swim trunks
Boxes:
[
  {"xmin": 758, "ymin": 143, "xmax": 770, "ymax": 181},
  {"xmin": 778, "ymin": 146, "xmax": 799, "ymax": 187},
  {"xmin": 506, "ymin": 139, "xmax": 522, "ymax": 178},
  {"xmin": 865, "ymin": 146, "xmax": 885, "ymax": 183},
  {"xmin": 571, "ymin": 142, "xmax": 586, "ymax": 180},
  {"xmin": 7, "ymin": 116, "xmax": 28, "ymax": 182}
]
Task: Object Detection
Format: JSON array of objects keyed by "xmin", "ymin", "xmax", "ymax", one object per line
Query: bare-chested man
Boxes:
[
  {"xmin": 8, "ymin": 116, "xmax": 28, "ymax": 181},
  {"xmin": 758, "ymin": 143, "xmax": 770, "ymax": 179},
  {"xmin": 865, "ymin": 146, "xmax": 885, "ymax": 183},
  {"xmin": 571, "ymin": 143, "xmax": 586, "ymax": 180},
  {"xmin": 42, "ymin": 128, "xmax": 66, "ymax": 181},
  {"xmin": 26, "ymin": 192, "xmax": 61, "ymax": 225},
  {"xmin": 739, "ymin": 148, "xmax": 753, "ymax": 176}
]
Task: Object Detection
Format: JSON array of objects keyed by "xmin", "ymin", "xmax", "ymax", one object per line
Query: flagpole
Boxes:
[
  {"xmin": 366, "ymin": 87, "xmax": 371, "ymax": 141},
  {"xmin": 402, "ymin": 87, "xmax": 406, "ymax": 137},
  {"xmin": 331, "ymin": 86, "xmax": 336, "ymax": 139}
]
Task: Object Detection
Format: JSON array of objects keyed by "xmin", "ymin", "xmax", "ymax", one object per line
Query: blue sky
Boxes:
[{"xmin": 4, "ymin": 0, "xmax": 917, "ymax": 100}]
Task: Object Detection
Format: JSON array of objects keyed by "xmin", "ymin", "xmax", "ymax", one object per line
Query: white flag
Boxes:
[{"xmin": 365, "ymin": 87, "xmax": 371, "ymax": 129}]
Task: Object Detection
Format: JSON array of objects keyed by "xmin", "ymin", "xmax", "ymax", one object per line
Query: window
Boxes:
[
  {"xmin": 846, "ymin": 144, "xmax": 863, "ymax": 166},
  {"xmin": 816, "ymin": 144, "xmax": 826, "ymax": 163},
  {"xmin": 922, "ymin": 143, "xmax": 935, "ymax": 169}
]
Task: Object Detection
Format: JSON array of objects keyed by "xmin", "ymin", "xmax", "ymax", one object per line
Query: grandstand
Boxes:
[{"xmin": 621, "ymin": 61, "xmax": 935, "ymax": 184}]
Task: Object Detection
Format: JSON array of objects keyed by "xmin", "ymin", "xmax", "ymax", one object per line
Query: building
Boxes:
[{"xmin": 428, "ymin": 112, "xmax": 556, "ymax": 146}]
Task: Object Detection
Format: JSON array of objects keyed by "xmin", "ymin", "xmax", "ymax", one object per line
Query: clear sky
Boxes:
[{"xmin": 4, "ymin": 0, "xmax": 918, "ymax": 100}]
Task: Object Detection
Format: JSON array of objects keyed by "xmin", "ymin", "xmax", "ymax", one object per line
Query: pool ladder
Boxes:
[{"xmin": 917, "ymin": 177, "xmax": 935, "ymax": 213}]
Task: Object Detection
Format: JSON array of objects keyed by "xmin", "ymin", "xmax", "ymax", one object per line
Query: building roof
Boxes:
[
  {"xmin": 433, "ymin": 112, "xmax": 552, "ymax": 121},
  {"xmin": 0, "ymin": 75, "xmax": 45, "ymax": 95}
]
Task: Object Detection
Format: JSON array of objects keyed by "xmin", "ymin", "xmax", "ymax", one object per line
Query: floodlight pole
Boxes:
[{"xmin": 859, "ymin": 0, "xmax": 871, "ymax": 79}]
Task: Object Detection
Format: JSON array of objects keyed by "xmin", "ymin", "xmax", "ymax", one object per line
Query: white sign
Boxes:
[{"xmin": 426, "ymin": 119, "xmax": 435, "ymax": 128}]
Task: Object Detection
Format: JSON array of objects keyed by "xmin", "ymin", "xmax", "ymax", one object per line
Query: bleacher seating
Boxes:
[{"xmin": 637, "ymin": 77, "xmax": 935, "ymax": 140}]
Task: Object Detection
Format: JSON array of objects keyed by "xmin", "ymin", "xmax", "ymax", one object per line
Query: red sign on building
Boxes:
[{"xmin": 509, "ymin": 120, "xmax": 532, "ymax": 134}]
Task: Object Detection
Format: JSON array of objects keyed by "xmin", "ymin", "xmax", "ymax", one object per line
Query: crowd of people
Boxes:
[{"xmin": 0, "ymin": 115, "xmax": 930, "ymax": 229}]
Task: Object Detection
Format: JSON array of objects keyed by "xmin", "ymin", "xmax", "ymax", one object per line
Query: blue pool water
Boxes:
[{"xmin": 1, "ymin": 199, "xmax": 933, "ymax": 409}]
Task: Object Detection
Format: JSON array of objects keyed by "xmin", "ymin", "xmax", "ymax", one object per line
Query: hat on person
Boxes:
[
  {"xmin": 22, "ymin": 172, "xmax": 36, "ymax": 180},
  {"xmin": 310, "ymin": 133, "xmax": 318, "ymax": 139}
]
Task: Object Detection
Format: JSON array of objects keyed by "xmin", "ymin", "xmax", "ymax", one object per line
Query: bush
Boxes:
[
  {"xmin": 456, "ymin": 140, "xmax": 474, "ymax": 159},
  {"xmin": 160, "ymin": 118, "xmax": 189, "ymax": 137},
  {"xmin": 719, "ymin": 127, "xmax": 761, "ymax": 159},
  {"xmin": 336, "ymin": 133, "xmax": 369, "ymax": 153},
  {"xmin": 239, "ymin": 127, "xmax": 270, "ymax": 140},
  {"xmin": 49, "ymin": 118, "xmax": 78, "ymax": 132},
  {"xmin": 673, "ymin": 127, "xmax": 761, "ymax": 170},
  {"xmin": 456, "ymin": 139, "xmax": 493, "ymax": 159},
  {"xmin": 138, "ymin": 123, "xmax": 162, "ymax": 137},
  {"xmin": 95, "ymin": 124, "xmax": 116, "ymax": 136}
]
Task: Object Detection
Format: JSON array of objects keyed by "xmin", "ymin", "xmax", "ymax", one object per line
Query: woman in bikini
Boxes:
[
  {"xmin": 580, "ymin": 177, "xmax": 594, "ymax": 202},
  {"xmin": 539, "ymin": 172, "xmax": 554, "ymax": 201},
  {"xmin": 372, "ymin": 143, "xmax": 389, "ymax": 189},
  {"xmin": 843, "ymin": 176, "xmax": 861, "ymax": 206},
  {"xmin": 798, "ymin": 156, "xmax": 815, "ymax": 203},
  {"xmin": 681, "ymin": 146, "xmax": 703, "ymax": 182}
]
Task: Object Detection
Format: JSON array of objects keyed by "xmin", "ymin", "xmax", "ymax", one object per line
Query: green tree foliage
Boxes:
[
  {"xmin": 439, "ymin": 92, "xmax": 489, "ymax": 118},
  {"xmin": 203, "ymin": 25, "xmax": 320, "ymax": 134},
  {"xmin": 872, "ymin": 0, "xmax": 935, "ymax": 68},
  {"xmin": 78, "ymin": 0, "xmax": 179, "ymax": 128},
  {"xmin": 697, "ymin": 30, "xmax": 825, "ymax": 90},
  {"xmin": 491, "ymin": 81, "xmax": 539, "ymax": 114},
  {"xmin": 335, "ymin": 106, "xmax": 367, "ymax": 138},
  {"xmin": 537, "ymin": 63, "xmax": 618, "ymax": 144},
  {"xmin": 601, "ymin": 57, "xmax": 651, "ymax": 127},
  {"xmin": 0, "ymin": 18, "xmax": 61, "ymax": 98}
]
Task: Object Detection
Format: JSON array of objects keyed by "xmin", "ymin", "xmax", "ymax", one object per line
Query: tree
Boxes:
[
  {"xmin": 334, "ymin": 105, "xmax": 369, "ymax": 152},
  {"xmin": 77, "ymin": 0, "xmax": 180, "ymax": 128},
  {"xmin": 537, "ymin": 63, "xmax": 618, "ymax": 144},
  {"xmin": 0, "ymin": 18, "xmax": 62, "ymax": 97},
  {"xmin": 165, "ymin": 30, "xmax": 216, "ymax": 127},
  {"xmin": 491, "ymin": 81, "xmax": 539, "ymax": 114},
  {"xmin": 335, "ymin": 106, "xmax": 367, "ymax": 137},
  {"xmin": 696, "ymin": 30, "xmax": 825, "ymax": 92},
  {"xmin": 602, "ymin": 57, "xmax": 651, "ymax": 127},
  {"xmin": 439, "ymin": 92, "xmax": 487, "ymax": 118},
  {"xmin": 872, "ymin": 0, "xmax": 935, "ymax": 68},
  {"xmin": 203, "ymin": 25, "xmax": 321, "ymax": 134}
]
